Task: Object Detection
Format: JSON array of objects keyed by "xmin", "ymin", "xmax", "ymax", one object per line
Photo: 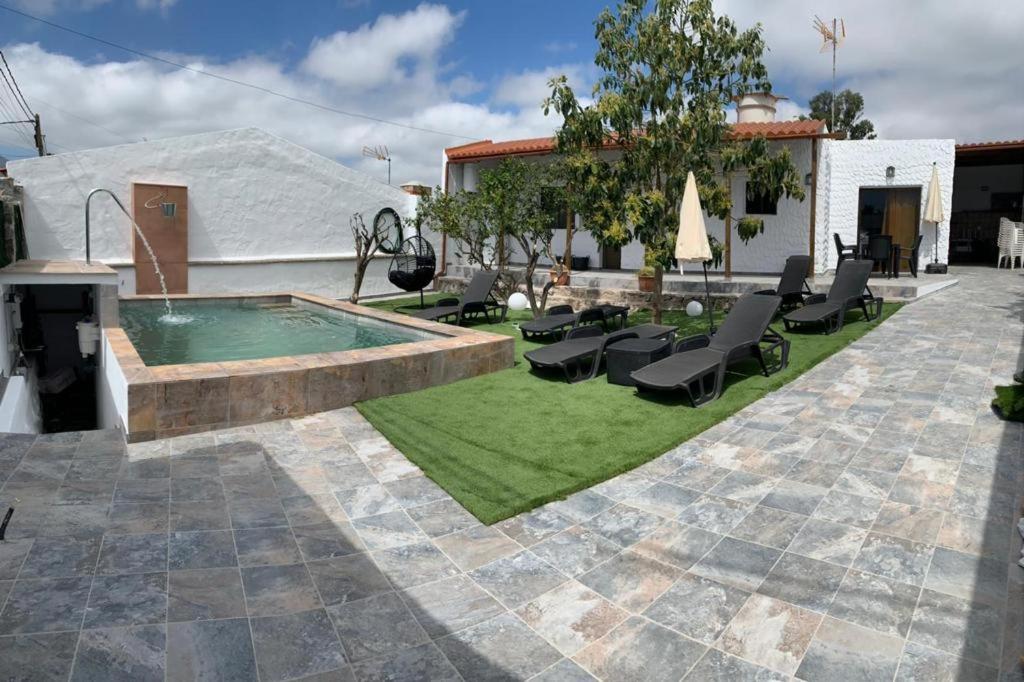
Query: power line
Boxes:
[
  {"xmin": 0, "ymin": 50, "xmax": 33, "ymax": 117},
  {"xmin": 0, "ymin": 59, "xmax": 31, "ymax": 121},
  {"xmin": 0, "ymin": 2, "xmax": 479, "ymax": 142},
  {"xmin": 31, "ymin": 96, "xmax": 134, "ymax": 143}
]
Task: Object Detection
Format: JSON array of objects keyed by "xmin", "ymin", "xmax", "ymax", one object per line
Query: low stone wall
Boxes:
[
  {"xmin": 111, "ymin": 292, "xmax": 514, "ymax": 441},
  {"xmin": 437, "ymin": 274, "xmax": 732, "ymax": 313}
]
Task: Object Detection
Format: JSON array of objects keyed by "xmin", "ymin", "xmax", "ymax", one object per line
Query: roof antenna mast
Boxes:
[
  {"xmin": 362, "ymin": 144, "xmax": 391, "ymax": 185},
  {"xmin": 813, "ymin": 16, "xmax": 845, "ymax": 132}
]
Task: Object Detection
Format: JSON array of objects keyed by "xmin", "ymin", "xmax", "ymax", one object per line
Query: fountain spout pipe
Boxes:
[{"xmin": 84, "ymin": 188, "xmax": 132, "ymax": 265}]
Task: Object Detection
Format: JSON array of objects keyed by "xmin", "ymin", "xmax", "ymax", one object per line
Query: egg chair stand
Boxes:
[{"xmin": 388, "ymin": 235, "xmax": 437, "ymax": 309}]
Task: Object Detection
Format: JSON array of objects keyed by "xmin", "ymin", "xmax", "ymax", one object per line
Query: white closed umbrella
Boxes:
[
  {"xmin": 675, "ymin": 171, "xmax": 715, "ymax": 332},
  {"xmin": 924, "ymin": 163, "xmax": 944, "ymax": 265}
]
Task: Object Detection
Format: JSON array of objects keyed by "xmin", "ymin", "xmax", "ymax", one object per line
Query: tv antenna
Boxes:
[
  {"xmin": 362, "ymin": 144, "xmax": 391, "ymax": 185},
  {"xmin": 813, "ymin": 16, "xmax": 845, "ymax": 132}
]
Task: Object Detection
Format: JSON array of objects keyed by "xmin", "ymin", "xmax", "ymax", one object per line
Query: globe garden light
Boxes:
[
  {"xmin": 686, "ymin": 300, "xmax": 704, "ymax": 317},
  {"xmin": 508, "ymin": 292, "xmax": 529, "ymax": 311}
]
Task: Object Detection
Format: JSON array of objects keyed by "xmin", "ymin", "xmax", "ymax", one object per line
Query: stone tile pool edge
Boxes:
[{"xmin": 108, "ymin": 292, "xmax": 514, "ymax": 442}]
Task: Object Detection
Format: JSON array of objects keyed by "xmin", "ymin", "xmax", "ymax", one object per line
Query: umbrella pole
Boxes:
[{"xmin": 702, "ymin": 262, "xmax": 716, "ymax": 334}]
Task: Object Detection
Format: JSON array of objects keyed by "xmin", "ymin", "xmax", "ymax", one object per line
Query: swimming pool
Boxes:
[
  {"xmin": 105, "ymin": 292, "xmax": 514, "ymax": 441},
  {"xmin": 120, "ymin": 299, "xmax": 439, "ymax": 366}
]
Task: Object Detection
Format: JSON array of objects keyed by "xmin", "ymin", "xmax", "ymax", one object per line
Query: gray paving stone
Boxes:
[
  {"xmin": 788, "ymin": 518, "xmax": 867, "ymax": 567},
  {"xmin": 433, "ymin": 524, "xmax": 520, "ymax": 571},
  {"xmin": 250, "ymin": 608, "xmax": 347, "ymax": 681},
  {"xmin": 574, "ymin": 615, "xmax": 706, "ymax": 682},
  {"xmin": 291, "ymin": 520, "xmax": 365, "ymax": 559},
  {"xmin": 728, "ymin": 505, "xmax": 807, "ymax": 550},
  {"xmin": 167, "ymin": 567, "xmax": 247, "ymax": 622},
  {"xmin": 530, "ymin": 526, "xmax": 622, "ymax": 577},
  {"xmin": 828, "ymin": 569, "xmax": 920, "ymax": 638},
  {"xmin": 240, "ymin": 563, "xmax": 321, "ymax": 617},
  {"xmin": 351, "ymin": 642, "xmax": 460, "ymax": 682},
  {"xmin": 757, "ymin": 552, "xmax": 846, "ymax": 613},
  {"xmin": 71, "ymin": 625, "xmax": 166, "ymax": 682},
  {"xmin": 233, "ymin": 526, "xmax": 303, "ymax": 567},
  {"xmin": 305, "ymin": 553, "xmax": 391, "ymax": 606},
  {"xmin": 402, "ymin": 575, "xmax": 505, "ymax": 638},
  {"xmin": 795, "ymin": 616, "xmax": 903, "ymax": 682},
  {"xmin": 328, "ymin": 591, "xmax": 428, "ymax": 662},
  {"xmin": 690, "ymin": 536, "xmax": 781, "ymax": 592},
  {"xmin": 0, "ymin": 576, "xmax": 92, "ymax": 634},
  {"xmin": 909, "ymin": 589, "xmax": 1002, "ymax": 663},
  {"xmin": 852, "ymin": 532, "xmax": 933, "ymax": 586},
  {"xmin": 631, "ymin": 519, "xmax": 722, "ymax": 570},
  {"xmin": 168, "ymin": 530, "xmax": 237, "ymax": 570},
  {"xmin": 372, "ymin": 540, "xmax": 460, "ymax": 590},
  {"xmin": 644, "ymin": 573, "xmax": 749, "ymax": 644},
  {"xmin": 84, "ymin": 572, "xmax": 167, "ymax": 628},
  {"xmin": 0, "ymin": 631, "xmax": 78, "ymax": 681},
  {"xmin": 437, "ymin": 614, "xmax": 560, "ymax": 680},
  {"xmin": 469, "ymin": 550, "xmax": 567, "ymax": 608},
  {"xmin": 684, "ymin": 647, "xmax": 788, "ymax": 681},
  {"xmin": 167, "ymin": 617, "xmax": 257, "ymax": 682}
]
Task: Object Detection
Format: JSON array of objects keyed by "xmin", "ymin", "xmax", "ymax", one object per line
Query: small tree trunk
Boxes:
[
  {"xmin": 524, "ymin": 252, "xmax": 542, "ymax": 317},
  {"xmin": 652, "ymin": 263, "xmax": 664, "ymax": 324},
  {"xmin": 350, "ymin": 257, "xmax": 367, "ymax": 303}
]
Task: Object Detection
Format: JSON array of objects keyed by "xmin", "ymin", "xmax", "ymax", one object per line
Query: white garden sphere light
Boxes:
[
  {"xmin": 686, "ymin": 300, "xmax": 704, "ymax": 317},
  {"xmin": 508, "ymin": 292, "xmax": 529, "ymax": 311}
]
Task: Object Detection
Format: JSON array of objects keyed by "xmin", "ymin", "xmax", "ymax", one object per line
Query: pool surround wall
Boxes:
[{"xmin": 108, "ymin": 292, "xmax": 514, "ymax": 442}]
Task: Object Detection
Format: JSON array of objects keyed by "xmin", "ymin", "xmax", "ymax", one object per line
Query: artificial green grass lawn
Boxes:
[{"xmin": 358, "ymin": 293, "xmax": 901, "ymax": 524}]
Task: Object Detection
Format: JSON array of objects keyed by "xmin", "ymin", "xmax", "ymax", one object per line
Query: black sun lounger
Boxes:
[
  {"xmin": 755, "ymin": 255, "xmax": 812, "ymax": 309},
  {"xmin": 518, "ymin": 304, "xmax": 631, "ymax": 340},
  {"xmin": 630, "ymin": 294, "xmax": 789, "ymax": 406},
  {"xmin": 410, "ymin": 270, "xmax": 506, "ymax": 326},
  {"xmin": 782, "ymin": 260, "xmax": 882, "ymax": 334},
  {"xmin": 524, "ymin": 323, "xmax": 676, "ymax": 383}
]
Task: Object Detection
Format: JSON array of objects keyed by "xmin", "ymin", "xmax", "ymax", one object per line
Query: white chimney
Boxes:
[{"xmin": 734, "ymin": 92, "xmax": 787, "ymax": 124}]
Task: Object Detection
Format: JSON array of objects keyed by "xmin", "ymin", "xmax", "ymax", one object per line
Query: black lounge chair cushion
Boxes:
[
  {"xmin": 410, "ymin": 271, "xmax": 503, "ymax": 323},
  {"xmin": 781, "ymin": 300, "xmax": 841, "ymax": 324},
  {"xmin": 630, "ymin": 347, "xmax": 725, "ymax": 390},
  {"xmin": 524, "ymin": 324, "xmax": 671, "ymax": 368},
  {"xmin": 519, "ymin": 313, "xmax": 577, "ymax": 335}
]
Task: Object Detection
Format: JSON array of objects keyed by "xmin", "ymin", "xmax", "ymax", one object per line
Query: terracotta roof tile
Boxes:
[
  {"xmin": 956, "ymin": 139, "xmax": 1024, "ymax": 151},
  {"xmin": 446, "ymin": 120, "xmax": 828, "ymax": 161}
]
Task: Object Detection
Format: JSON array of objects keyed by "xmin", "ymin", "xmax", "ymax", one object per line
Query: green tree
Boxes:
[
  {"xmin": 417, "ymin": 158, "xmax": 561, "ymax": 316},
  {"xmin": 803, "ymin": 89, "xmax": 876, "ymax": 139},
  {"xmin": 546, "ymin": 0, "xmax": 804, "ymax": 322}
]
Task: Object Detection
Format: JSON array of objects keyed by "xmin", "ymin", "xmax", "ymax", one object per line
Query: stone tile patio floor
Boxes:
[{"xmin": 0, "ymin": 266, "xmax": 1022, "ymax": 681}]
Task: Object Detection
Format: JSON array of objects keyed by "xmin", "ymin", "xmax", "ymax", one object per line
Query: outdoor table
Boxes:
[{"xmin": 606, "ymin": 337, "xmax": 673, "ymax": 386}]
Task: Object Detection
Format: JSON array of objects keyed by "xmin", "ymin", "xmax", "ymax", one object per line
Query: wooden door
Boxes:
[
  {"xmin": 884, "ymin": 188, "xmax": 921, "ymax": 270},
  {"xmin": 131, "ymin": 183, "xmax": 188, "ymax": 294},
  {"xmin": 602, "ymin": 244, "xmax": 621, "ymax": 270}
]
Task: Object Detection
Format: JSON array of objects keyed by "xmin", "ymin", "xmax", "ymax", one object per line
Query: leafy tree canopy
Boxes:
[{"xmin": 802, "ymin": 89, "xmax": 876, "ymax": 139}]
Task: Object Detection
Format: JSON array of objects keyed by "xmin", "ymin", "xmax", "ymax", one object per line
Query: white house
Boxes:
[
  {"xmin": 442, "ymin": 93, "xmax": 955, "ymax": 276},
  {"xmin": 6, "ymin": 127, "xmax": 426, "ymax": 299}
]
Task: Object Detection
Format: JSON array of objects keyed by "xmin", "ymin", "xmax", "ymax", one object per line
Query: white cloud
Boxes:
[
  {"xmin": 492, "ymin": 64, "xmax": 589, "ymax": 110},
  {"xmin": 0, "ymin": 7, "xmax": 567, "ymax": 185},
  {"xmin": 301, "ymin": 3, "xmax": 464, "ymax": 90},
  {"xmin": 543, "ymin": 40, "xmax": 578, "ymax": 54},
  {"xmin": 11, "ymin": 0, "xmax": 174, "ymax": 15},
  {"xmin": 716, "ymin": 0, "xmax": 1024, "ymax": 142}
]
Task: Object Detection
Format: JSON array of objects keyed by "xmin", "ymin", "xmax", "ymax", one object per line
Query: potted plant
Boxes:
[
  {"xmin": 637, "ymin": 265, "xmax": 655, "ymax": 292},
  {"xmin": 549, "ymin": 256, "xmax": 570, "ymax": 286}
]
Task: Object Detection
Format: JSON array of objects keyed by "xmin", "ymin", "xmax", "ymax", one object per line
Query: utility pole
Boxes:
[{"xmin": 32, "ymin": 113, "xmax": 45, "ymax": 156}]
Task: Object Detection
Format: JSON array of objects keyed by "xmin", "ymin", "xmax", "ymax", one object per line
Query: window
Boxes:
[
  {"xmin": 745, "ymin": 183, "xmax": 777, "ymax": 215},
  {"xmin": 542, "ymin": 188, "xmax": 569, "ymax": 232}
]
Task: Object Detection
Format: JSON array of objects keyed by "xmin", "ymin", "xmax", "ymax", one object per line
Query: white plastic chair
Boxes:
[{"xmin": 997, "ymin": 218, "xmax": 1023, "ymax": 269}]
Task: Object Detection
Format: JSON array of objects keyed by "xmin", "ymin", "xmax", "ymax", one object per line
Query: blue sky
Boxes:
[{"xmin": 1, "ymin": 1, "xmax": 1022, "ymax": 182}]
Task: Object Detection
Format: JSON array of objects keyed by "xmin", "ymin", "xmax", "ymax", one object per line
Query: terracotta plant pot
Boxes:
[
  {"xmin": 638, "ymin": 274, "xmax": 655, "ymax": 292},
  {"xmin": 549, "ymin": 269, "xmax": 569, "ymax": 286}
]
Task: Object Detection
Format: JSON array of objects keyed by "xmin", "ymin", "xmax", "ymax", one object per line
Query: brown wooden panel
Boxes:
[
  {"xmin": 132, "ymin": 183, "xmax": 188, "ymax": 294},
  {"xmin": 884, "ymin": 187, "xmax": 921, "ymax": 272}
]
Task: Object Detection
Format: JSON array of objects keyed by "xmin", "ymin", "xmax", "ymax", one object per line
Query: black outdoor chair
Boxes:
[
  {"xmin": 630, "ymin": 294, "xmax": 789, "ymax": 406},
  {"xmin": 518, "ymin": 304, "xmax": 630, "ymax": 341},
  {"xmin": 782, "ymin": 260, "xmax": 881, "ymax": 334},
  {"xmin": 524, "ymin": 323, "xmax": 676, "ymax": 383},
  {"xmin": 896, "ymin": 234, "xmax": 923, "ymax": 278},
  {"xmin": 387, "ymin": 235, "xmax": 436, "ymax": 308},
  {"xmin": 755, "ymin": 255, "xmax": 813, "ymax": 309},
  {"xmin": 867, "ymin": 234, "xmax": 893, "ymax": 279},
  {"xmin": 834, "ymin": 233, "xmax": 858, "ymax": 269},
  {"xmin": 410, "ymin": 270, "xmax": 506, "ymax": 325}
]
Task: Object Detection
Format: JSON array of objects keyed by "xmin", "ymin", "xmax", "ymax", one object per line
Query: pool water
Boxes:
[{"xmin": 120, "ymin": 300, "xmax": 437, "ymax": 366}]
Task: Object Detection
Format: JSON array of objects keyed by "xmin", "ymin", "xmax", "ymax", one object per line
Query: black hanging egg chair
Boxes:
[{"xmin": 388, "ymin": 235, "xmax": 436, "ymax": 308}]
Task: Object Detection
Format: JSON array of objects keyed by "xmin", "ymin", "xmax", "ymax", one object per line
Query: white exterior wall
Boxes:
[
  {"xmin": 705, "ymin": 139, "xmax": 813, "ymax": 274},
  {"xmin": 815, "ymin": 138, "xmax": 955, "ymax": 273},
  {"xmin": 7, "ymin": 128, "xmax": 424, "ymax": 299}
]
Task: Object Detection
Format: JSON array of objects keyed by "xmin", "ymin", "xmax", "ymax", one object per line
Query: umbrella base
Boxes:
[{"xmin": 925, "ymin": 263, "xmax": 947, "ymax": 274}]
